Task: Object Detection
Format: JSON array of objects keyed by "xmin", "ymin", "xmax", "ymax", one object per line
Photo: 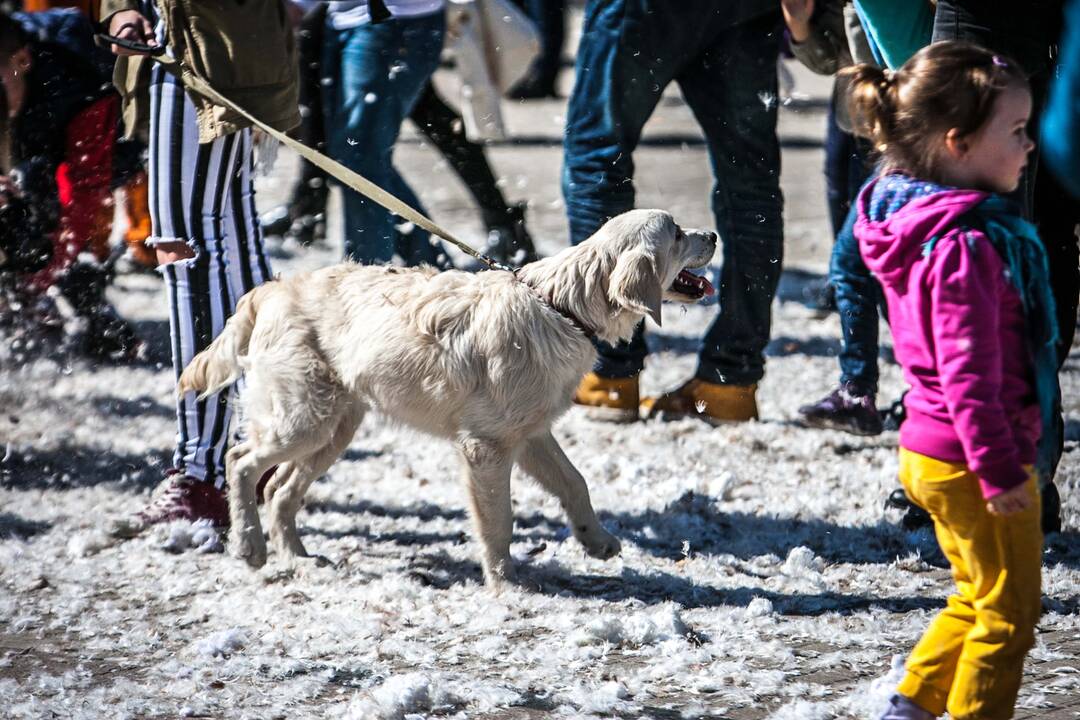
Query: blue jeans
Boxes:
[
  {"xmin": 563, "ymin": 1, "xmax": 784, "ymax": 384},
  {"xmin": 829, "ymin": 199, "xmax": 883, "ymax": 395},
  {"xmin": 322, "ymin": 13, "xmax": 447, "ymax": 265},
  {"xmin": 824, "ymin": 99, "xmax": 873, "ymax": 238}
]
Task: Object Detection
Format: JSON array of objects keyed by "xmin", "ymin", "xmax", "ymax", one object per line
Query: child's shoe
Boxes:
[
  {"xmin": 798, "ymin": 383, "xmax": 883, "ymax": 436},
  {"xmin": 878, "ymin": 694, "xmax": 937, "ymax": 719},
  {"xmin": 641, "ymin": 379, "xmax": 758, "ymax": 424},
  {"xmin": 573, "ymin": 372, "xmax": 640, "ymax": 422},
  {"xmin": 884, "ymin": 488, "xmax": 933, "ymax": 530},
  {"xmin": 108, "ymin": 471, "xmax": 230, "ymax": 538}
]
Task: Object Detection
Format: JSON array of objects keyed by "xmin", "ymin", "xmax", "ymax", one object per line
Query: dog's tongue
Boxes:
[{"xmin": 677, "ymin": 269, "xmax": 715, "ymax": 296}]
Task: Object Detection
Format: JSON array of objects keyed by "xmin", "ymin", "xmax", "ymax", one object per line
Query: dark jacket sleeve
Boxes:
[{"xmin": 789, "ymin": 0, "xmax": 852, "ymax": 75}]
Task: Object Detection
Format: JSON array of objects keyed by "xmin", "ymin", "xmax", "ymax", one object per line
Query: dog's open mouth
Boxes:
[{"xmin": 670, "ymin": 268, "xmax": 715, "ymax": 300}]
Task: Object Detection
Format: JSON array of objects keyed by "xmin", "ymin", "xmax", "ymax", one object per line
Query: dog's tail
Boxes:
[{"xmin": 178, "ymin": 283, "xmax": 271, "ymax": 400}]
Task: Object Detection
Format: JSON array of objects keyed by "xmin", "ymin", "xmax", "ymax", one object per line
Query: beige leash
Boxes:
[{"xmin": 124, "ymin": 42, "xmax": 513, "ymax": 272}]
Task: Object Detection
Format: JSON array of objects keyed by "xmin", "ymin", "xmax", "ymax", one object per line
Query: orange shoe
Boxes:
[
  {"xmin": 573, "ymin": 372, "xmax": 640, "ymax": 422},
  {"xmin": 641, "ymin": 379, "xmax": 758, "ymax": 425}
]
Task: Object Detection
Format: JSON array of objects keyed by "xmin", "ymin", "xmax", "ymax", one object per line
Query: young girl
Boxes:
[{"xmin": 847, "ymin": 42, "xmax": 1056, "ymax": 720}]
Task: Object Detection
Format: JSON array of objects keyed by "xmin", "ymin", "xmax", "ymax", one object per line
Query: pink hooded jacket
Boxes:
[{"xmin": 856, "ymin": 177, "xmax": 1040, "ymax": 499}]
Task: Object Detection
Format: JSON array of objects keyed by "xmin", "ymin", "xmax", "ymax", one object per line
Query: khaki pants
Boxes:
[{"xmin": 896, "ymin": 448, "xmax": 1043, "ymax": 719}]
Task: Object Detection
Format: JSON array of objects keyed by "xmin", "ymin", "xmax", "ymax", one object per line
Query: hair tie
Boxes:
[{"xmin": 992, "ymin": 55, "xmax": 1008, "ymax": 68}]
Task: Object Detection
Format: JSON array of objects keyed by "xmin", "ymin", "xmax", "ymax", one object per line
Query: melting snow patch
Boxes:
[
  {"xmin": 195, "ymin": 628, "xmax": 248, "ymax": 658},
  {"xmin": 777, "ymin": 546, "xmax": 827, "ymax": 591},
  {"xmin": 745, "ymin": 597, "xmax": 775, "ymax": 618},
  {"xmin": 65, "ymin": 530, "xmax": 115, "ymax": 558},
  {"xmin": 161, "ymin": 519, "xmax": 223, "ymax": 554},
  {"xmin": 343, "ymin": 673, "xmax": 458, "ymax": 720},
  {"xmin": 767, "ymin": 699, "xmax": 829, "ymax": 719},
  {"xmin": 571, "ymin": 603, "xmax": 689, "ymax": 647},
  {"xmin": 564, "ymin": 679, "xmax": 632, "ymax": 715}
]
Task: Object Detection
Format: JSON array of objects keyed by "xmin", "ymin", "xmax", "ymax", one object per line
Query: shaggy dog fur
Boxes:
[{"xmin": 179, "ymin": 209, "xmax": 716, "ymax": 586}]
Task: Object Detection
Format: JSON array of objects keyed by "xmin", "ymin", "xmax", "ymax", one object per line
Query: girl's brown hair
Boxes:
[{"xmin": 843, "ymin": 41, "xmax": 1029, "ymax": 182}]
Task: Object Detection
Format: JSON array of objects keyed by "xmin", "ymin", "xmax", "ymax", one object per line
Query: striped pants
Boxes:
[{"xmin": 149, "ymin": 60, "xmax": 272, "ymax": 487}]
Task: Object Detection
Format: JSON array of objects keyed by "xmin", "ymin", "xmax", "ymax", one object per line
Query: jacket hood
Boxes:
[{"xmin": 855, "ymin": 175, "xmax": 989, "ymax": 287}]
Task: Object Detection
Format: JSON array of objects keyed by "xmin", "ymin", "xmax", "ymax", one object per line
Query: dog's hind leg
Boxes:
[
  {"xmin": 226, "ymin": 437, "xmax": 299, "ymax": 569},
  {"xmin": 268, "ymin": 404, "xmax": 365, "ymax": 562},
  {"xmin": 261, "ymin": 461, "xmax": 297, "ymax": 505},
  {"xmin": 458, "ymin": 436, "xmax": 515, "ymax": 587},
  {"xmin": 517, "ymin": 432, "xmax": 621, "ymax": 561}
]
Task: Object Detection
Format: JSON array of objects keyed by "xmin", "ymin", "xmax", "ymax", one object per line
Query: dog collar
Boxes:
[{"xmin": 514, "ymin": 272, "xmax": 596, "ymax": 341}]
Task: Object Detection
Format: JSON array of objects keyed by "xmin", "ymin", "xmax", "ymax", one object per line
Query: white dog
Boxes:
[{"xmin": 179, "ymin": 209, "xmax": 716, "ymax": 586}]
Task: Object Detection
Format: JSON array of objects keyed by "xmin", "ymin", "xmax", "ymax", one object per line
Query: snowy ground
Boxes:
[{"xmin": 2, "ymin": 52, "xmax": 1080, "ymax": 719}]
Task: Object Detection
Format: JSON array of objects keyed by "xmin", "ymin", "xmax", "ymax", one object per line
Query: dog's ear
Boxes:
[{"xmin": 609, "ymin": 250, "xmax": 663, "ymax": 326}]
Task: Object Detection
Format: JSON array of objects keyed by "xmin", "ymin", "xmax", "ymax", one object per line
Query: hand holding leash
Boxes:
[{"xmin": 103, "ymin": 11, "xmax": 160, "ymax": 56}]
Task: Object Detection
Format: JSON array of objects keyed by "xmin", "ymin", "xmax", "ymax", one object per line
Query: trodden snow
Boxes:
[{"xmin": 2, "ymin": 54, "xmax": 1079, "ymax": 719}]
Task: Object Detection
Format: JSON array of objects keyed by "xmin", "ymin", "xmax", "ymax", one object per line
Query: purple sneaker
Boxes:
[
  {"xmin": 798, "ymin": 383, "xmax": 884, "ymax": 436},
  {"xmin": 879, "ymin": 694, "xmax": 937, "ymax": 719}
]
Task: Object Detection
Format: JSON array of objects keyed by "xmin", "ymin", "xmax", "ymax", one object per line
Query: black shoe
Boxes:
[
  {"xmin": 484, "ymin": 202, "xmax": 539, "ymax": 266},
  {"xmin": 885, "ymin": 488, "xmax": 933, "ymax": 530},
  {"xmin": 260, "ymin": 179, "xmax": 328, "ymax": 245},
  {"xmin": 288, "ymin": 212, "xmax": 326, "ymax": 247},
  {"xmin": 81, "ymin": 304, "xmax": 145, "ymax": 362},
  {"xmin": 880, "ymin": 393, "xmax": 907, "ymax": 432},
  {"xmin": 259, "ymin": 205, "xmax": 292, "ymax": 238},
  {"xmin": 1042, "ymin": 481, "xmax": 1062, "ymax": 535},
  {"xmin": 506, "ymin": 72, "xmax": 558, "ymax": 100}
]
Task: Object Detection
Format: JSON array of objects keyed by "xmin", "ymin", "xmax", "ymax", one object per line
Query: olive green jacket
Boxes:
[{"xmin": 101, "ymin": 0, "xmax": 300, "ymax": 143}]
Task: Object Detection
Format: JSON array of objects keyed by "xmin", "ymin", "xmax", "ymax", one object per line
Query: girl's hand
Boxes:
[
  {"xmin": 986, "ymin": 483, "xmax": 1034, "ymax": 516},
  {"xmin": 106, "ymin": 10, "xmax": 158, "ymax": 56},
  {"xmin": 781, "ymin": 0, "xmax": 815, "ymax": 43}
]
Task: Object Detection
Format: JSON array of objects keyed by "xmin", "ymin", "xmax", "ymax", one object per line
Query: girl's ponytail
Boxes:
[{"xmin": 843, "ymin": 64, "xmax": 899, "ymax": 152}]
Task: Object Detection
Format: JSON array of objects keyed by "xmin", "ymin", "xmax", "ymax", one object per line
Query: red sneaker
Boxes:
[{"xmin": 108, "ymin": 470, "xmax": 230, "ymax": 538}]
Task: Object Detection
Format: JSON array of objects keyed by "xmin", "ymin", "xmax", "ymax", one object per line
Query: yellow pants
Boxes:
[{"xmin": 896, "ymin": 449, "xmax": 1043, "ymax": 720}]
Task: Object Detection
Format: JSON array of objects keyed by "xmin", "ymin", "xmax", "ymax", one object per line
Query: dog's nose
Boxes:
[{"xmin": 707, "ymin": 232, "xmax": 718, "ymax": 244}]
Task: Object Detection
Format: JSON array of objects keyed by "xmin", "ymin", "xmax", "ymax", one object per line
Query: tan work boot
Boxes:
[
  {"xmin": 573, "ymin": 372, "xmax": 640, "ymax": 422},
  {"xmin": 641, "ymin": 379, "xmax": 758, "ymax": 425}
]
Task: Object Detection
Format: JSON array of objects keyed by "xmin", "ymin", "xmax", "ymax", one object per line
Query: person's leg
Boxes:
[
  {"xmin": 292, "ymin": 3, "xmax": 330, "ymax": 212},
  {"xmin": 508, "ymin": 0, "xmax": 566, "ymax": 98},
  {"xmin": 832, "ymin": 202, "xmax": 881, "ymax": 395},
  {"xmin": 528, "ymin": 0, "xmax": 566, "ymax": 91},
  {"xmin": 262, "ymin": 4, "xmax": 330, "ymax": 244},
  {"xmin": 944, "ymin": 482, "xmax": 1042, "ymax": 719},
  {"xmin": 824, "ymin": 98, "xmax": 854, "ymax": 239},
  {"xmin": 678, "ymin": 10, "xmax": 784, "ymax": 390},
  {"xmin": 798, "ymin": 201, "xmax": 884, "ymax": 435},
  {"xmin": 163, "ymin": 130, "xmax": 262, "ymax": 487},
  {"xmin": 896, "ymin": 450, "xmax": 1042, "ymax": 720},
  {"xmin": 408, "ymin": 81, "xmax": 536, "ymax": 263},
  {"xmin": 24, "ymin": 96, "xmax": 118, "ymax": 294},
  {"xmin": 110, "ymin": 57, "xmax": 257, "ymax": 535},
  {"xmin": 323, "ymin": 13, "xmax": 445, "ymax": 264},
  {"xmin": 562, "ymin": 0, "xmax": 674, "ymax": 382}
]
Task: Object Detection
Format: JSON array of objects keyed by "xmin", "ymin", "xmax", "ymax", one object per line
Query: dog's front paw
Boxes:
[{"xmin": 577, "ymin": 526, "xmax": 621, "ymax": 560}]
